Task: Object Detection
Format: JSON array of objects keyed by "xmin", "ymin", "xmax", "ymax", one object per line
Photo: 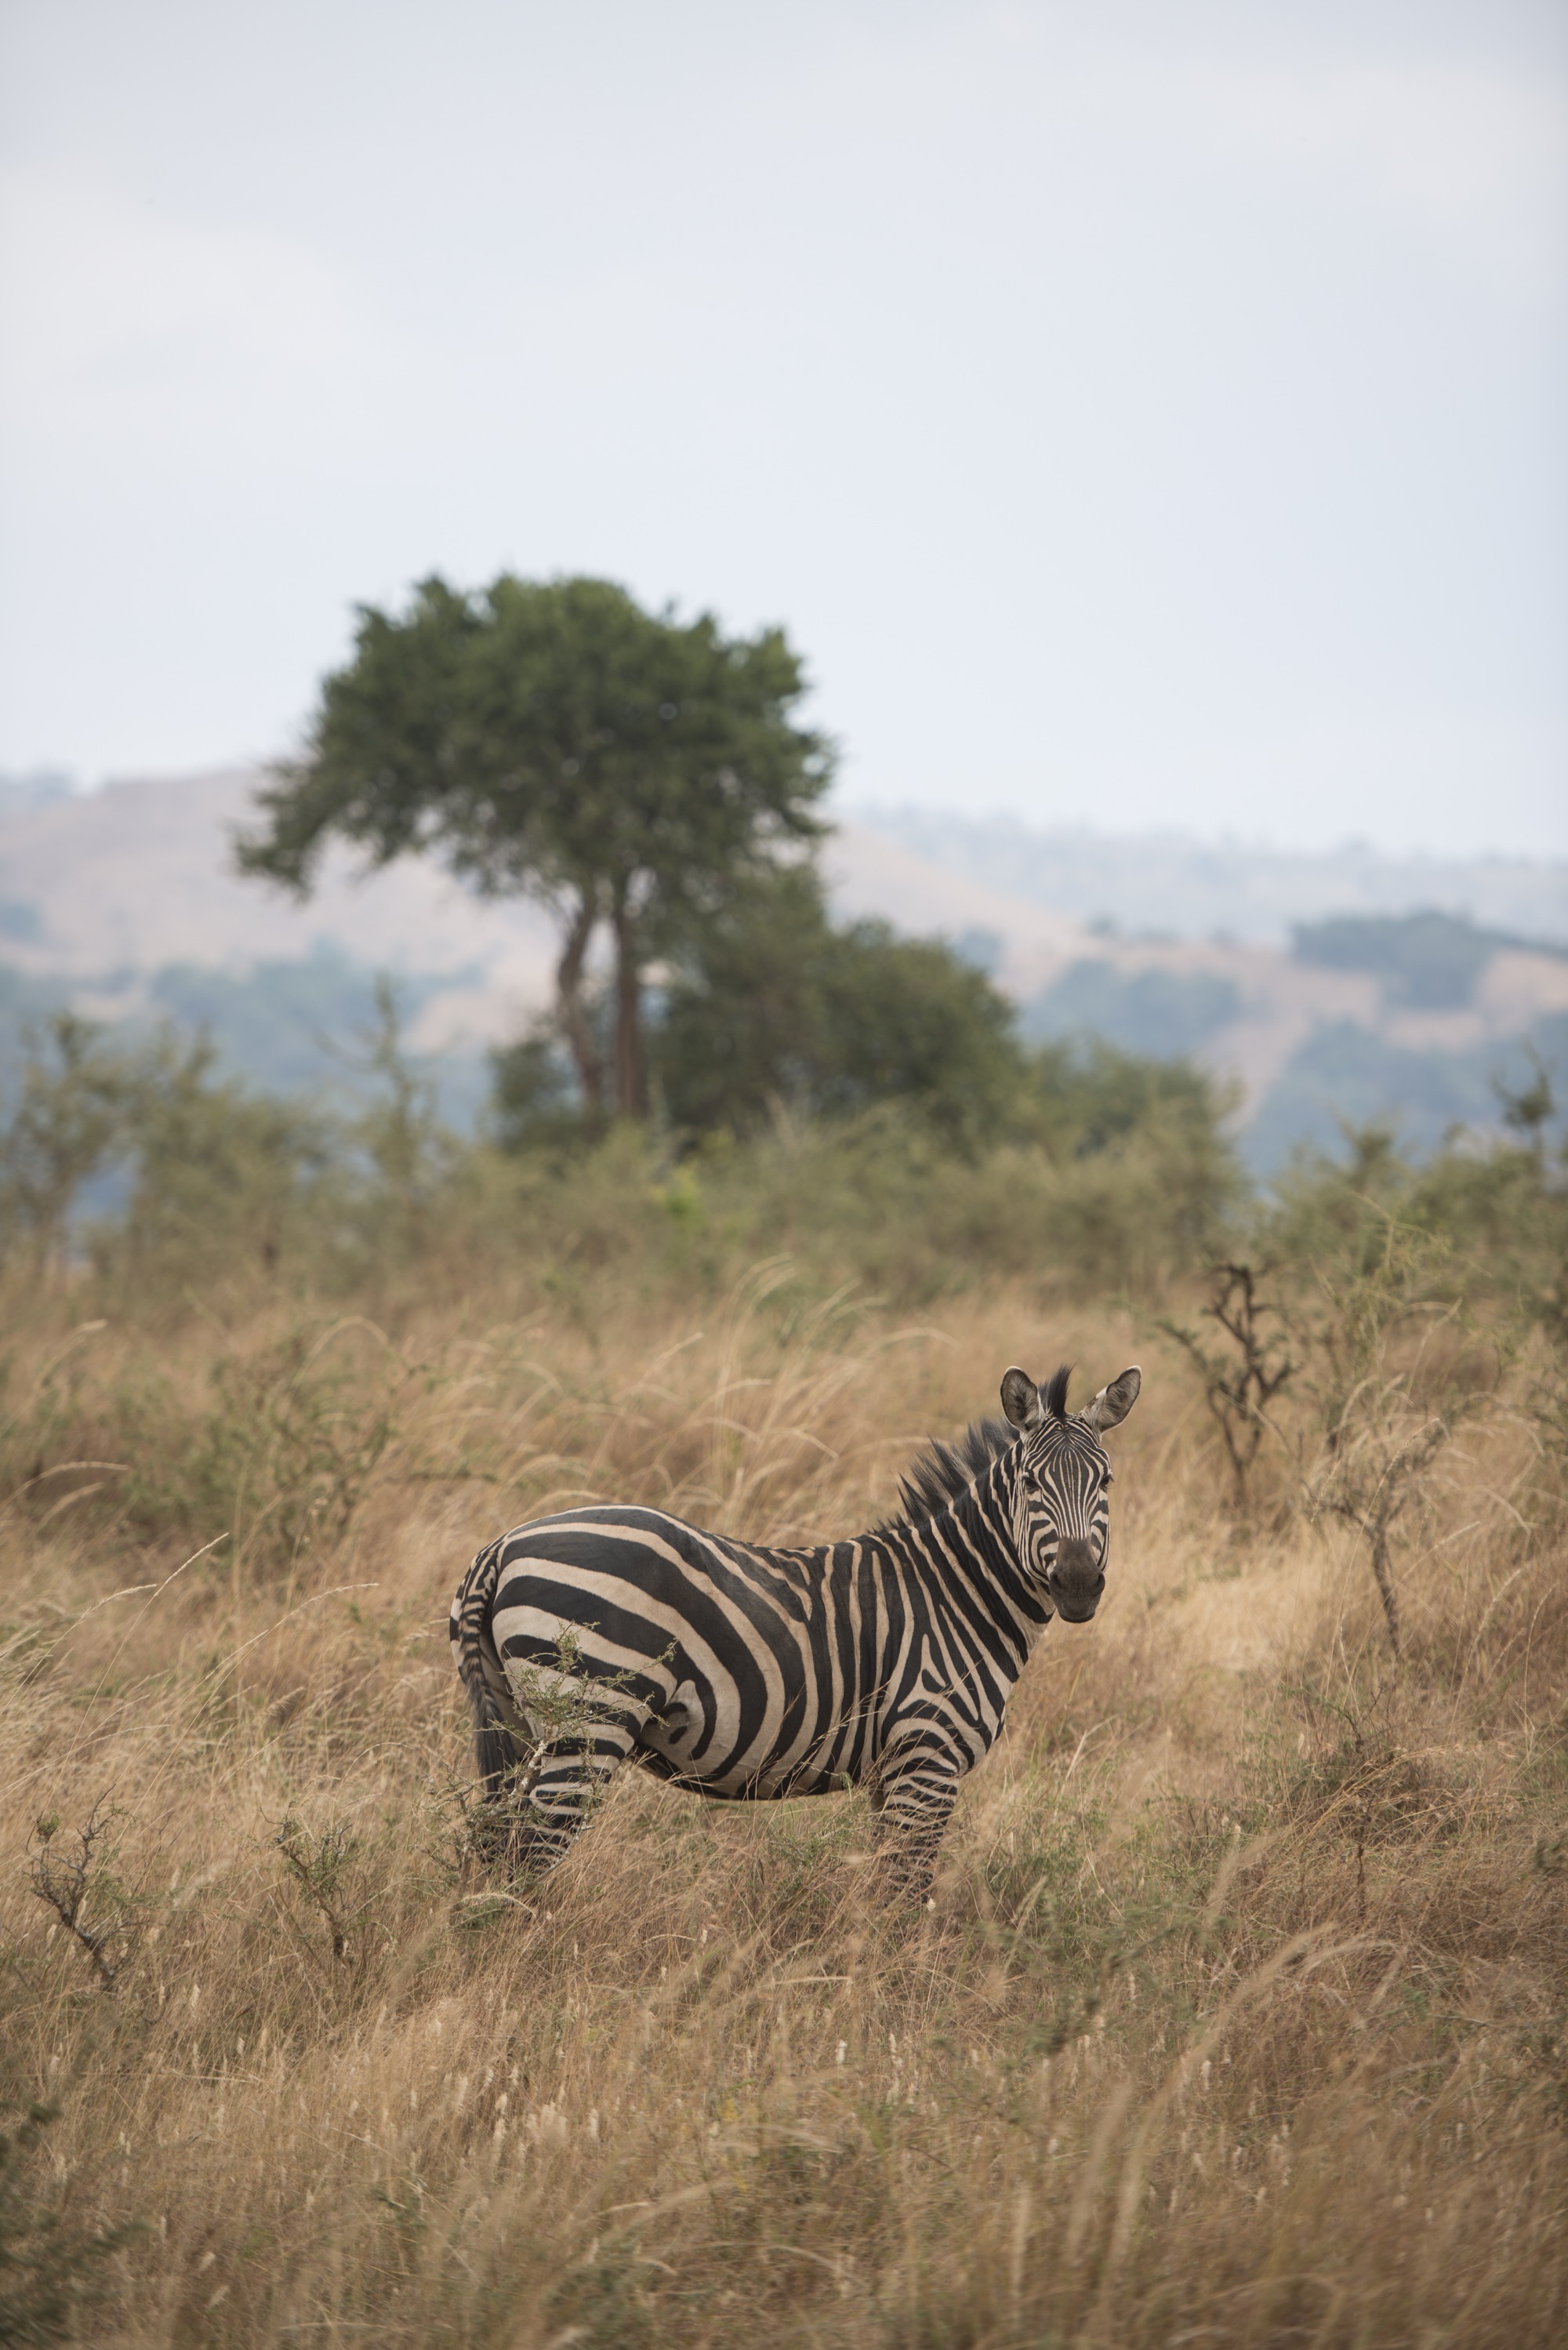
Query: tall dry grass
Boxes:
[{"xmin": 1, "ymin": 1265, "xmax": 1565, "ymax": 2347}]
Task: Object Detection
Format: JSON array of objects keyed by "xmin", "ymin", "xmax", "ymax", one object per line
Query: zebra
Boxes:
[{"xmin": 449, "ymin": 1359, "xmax": 1141, "ymax": 1899}]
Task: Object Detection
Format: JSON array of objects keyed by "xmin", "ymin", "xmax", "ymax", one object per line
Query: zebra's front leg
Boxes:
[
  {"xmin": 500, "ymin": 1707, "xmax": 640, "ymax": 1882},
  {"xmin": 872, "ymin": 1745, "xmax": 962, "ymax": 1906}
]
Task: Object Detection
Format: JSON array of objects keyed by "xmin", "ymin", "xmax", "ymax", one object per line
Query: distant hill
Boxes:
[
  {"xmin": 850, "ymin": 809, "xmax": 1568, "ymax": 1166},
  {"xmin": 854, "ymin": 806, "xmax": 1568, "ymax": 948},
  {"xmin": 1289, "ymin": 910, "xmax": 1567, "ymax": 1008},
  {"xmin": 2, "ymin": 773, "xmax": 1566, "ymax": 1169}
]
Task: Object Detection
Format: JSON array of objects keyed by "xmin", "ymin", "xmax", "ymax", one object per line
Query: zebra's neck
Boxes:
[{"xmin": 877, "ymin": 1440, "xmax": 1051, "ymax": 1658}]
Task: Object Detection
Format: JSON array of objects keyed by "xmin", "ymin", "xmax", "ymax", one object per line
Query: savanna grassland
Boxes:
[{"xmin": 2, "ymin": 1117, "xmax": 1566, "ymax": 2349}]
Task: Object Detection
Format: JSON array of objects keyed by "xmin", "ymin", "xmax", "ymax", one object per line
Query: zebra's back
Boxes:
[{"xmin": 450, "ymin": 1504, "xmax": 880, "ymax": 1801}]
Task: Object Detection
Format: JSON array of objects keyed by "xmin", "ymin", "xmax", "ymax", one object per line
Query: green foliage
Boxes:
[
  {"xmin": 1241, "ymin": 1134, "xmax": 1539, "ymax": 1650},
  {"xmin": 489, "ymin": 1030, "xmax": 584, "ymax": 1153},
  {"xmin": 343, "ymin": 979, "xmax": 462, "ymax": 1253},
  {"xmin": 114, "ymin": 1030, "xmax": 336, "ymax": 1278},
  {"xmin": 0, "ymin": 1306, "xmax": 407, "ymax": 1575},
  {"xmin": 1288, "ymin": 1204, "xmax": 1475, "ymax": 1654},
  {"xmin": 0, "ymin": 1011, "xmax": 327, "ymax": 1282},
  {"xmin": 1266, "ymin": 1115, "xmax": 1568, "ymax": 1342},
  {"xmin": 1033, "ymin": 1037, "xmax": 1226, "ymax": 1159},
  {"xmin": 650, "ymin": 865, "xmax": 1026, "ymax": 1150},
  {"xmin": 1416, "ymin": 1151, "xmax": 1568, "ymax": 1346},
  {"xmin": 0, "ymin": 982, "xmax": 1244, "ymax": 1330},
  {"xmin": 0, "ymin": 1014, "xmax": 129, "ymax": 1268},
  {"xmin": 237, "ymin": 574, "xmax": 833, "ymax": 1117},
  {"xmin": 275, "ymin": 1816, "xmax": 384, "ymax": 1969},
  {"xmin": 112, "ymin": 1323, "xmax": 405, "ymax": 1573},
  {"xmin": 654, "ymin": 1102, "xmax": 1236, "ymax": 1300},
  {"xmin": 630, "ymin": 865, "xmax": 1239, "ymax": 1180},
  {"xmin": 0, "ymin": 988, "xmax": 475, "ymax": 1291},
  {"xmin": 1495, "ymin": 1048, "xmax": 1556, "ymax": 1160},
  {"xmin": 1295, "ymin": 1211, "xmax": 1463, "ymax": 1453}
]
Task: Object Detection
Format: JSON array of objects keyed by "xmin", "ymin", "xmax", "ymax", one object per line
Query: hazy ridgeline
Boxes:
[{"xmin": 1, "ymin": 1029, "xmax": 1566, "ymax": 2346}]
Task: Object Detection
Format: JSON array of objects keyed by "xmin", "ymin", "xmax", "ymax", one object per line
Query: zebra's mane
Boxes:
[
  {"xmin": 887, "ymin": 1415, "xmax": 1017, "ymax": 1531},
  {"xmin": 880, "ymin": 1364, "xmax": 1075, "ymax": 1533}
]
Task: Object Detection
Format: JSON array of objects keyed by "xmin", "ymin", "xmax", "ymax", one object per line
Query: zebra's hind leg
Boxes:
[{"xmin": 499, "ymin": 1708, "xmax": 641, "ymax": 1881}]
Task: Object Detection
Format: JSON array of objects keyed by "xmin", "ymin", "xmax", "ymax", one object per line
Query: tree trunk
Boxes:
[
  {"xmin": 1369, "ymin": 1513, "xmax": 1401, "ymax": 1656},
  {"xmin": 611, "ymin": 886, "xmax": 647, "ymax": 1120},
  {"xmin": 554, "ymin": 895, "xmax": 603, "ymax": 1114}
]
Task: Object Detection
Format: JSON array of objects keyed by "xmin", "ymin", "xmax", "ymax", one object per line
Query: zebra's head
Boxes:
[{"xmin": 1000, "ymin": 1361, "xmax": 1142, "ymax": 1622}]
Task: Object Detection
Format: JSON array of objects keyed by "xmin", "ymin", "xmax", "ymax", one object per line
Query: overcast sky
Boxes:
[{"xmin": 1, "ymin": 0, "xmax": 1564, "ymax": 855}]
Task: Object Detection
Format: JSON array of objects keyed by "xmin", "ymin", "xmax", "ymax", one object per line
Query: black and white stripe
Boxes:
[{"xmin": 450, "ymin": 1360, "xmax": 1141, "ymax": 1898}]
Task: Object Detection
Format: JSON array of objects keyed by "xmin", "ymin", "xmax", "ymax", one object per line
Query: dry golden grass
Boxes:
[{"xmin": 2, "ymin": 1266, "xmax": 1565, "ymax": 2348}]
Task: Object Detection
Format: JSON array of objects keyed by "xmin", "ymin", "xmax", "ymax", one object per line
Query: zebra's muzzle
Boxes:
[{"xmin": 1047, "ymin": 1538, "xmax": 1105, "ymax": 1622}]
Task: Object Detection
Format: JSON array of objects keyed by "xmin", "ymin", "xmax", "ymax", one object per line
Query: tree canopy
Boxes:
[{"xmin": 237, "ymin": 575, "xmax": 833, "ymax": 1117}]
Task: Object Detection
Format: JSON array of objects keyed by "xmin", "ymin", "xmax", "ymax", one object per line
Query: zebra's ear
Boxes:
[
  {"xmin": 1081, "ymin": 1365, "xmax": 1142, "ymax": 1433},
  {"xmin": 1000, "ymin": 1368, "xmax": 1043, "ymax": 1432}
]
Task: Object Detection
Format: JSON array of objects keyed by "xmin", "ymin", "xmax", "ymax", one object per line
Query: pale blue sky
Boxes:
[{"xmin": 1, "ymin": 0, "xmax": 1564, "ymax": 854}]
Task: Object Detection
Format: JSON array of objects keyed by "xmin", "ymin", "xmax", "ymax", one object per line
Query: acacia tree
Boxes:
[{"xmin": 235, "ymin": 575, "xmax": 833, "ymax": 1117}]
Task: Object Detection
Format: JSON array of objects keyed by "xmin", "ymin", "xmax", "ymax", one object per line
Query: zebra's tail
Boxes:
[{"xmin": 452, "ymin": 1538, "xmax": 524, "ymax": 1796}]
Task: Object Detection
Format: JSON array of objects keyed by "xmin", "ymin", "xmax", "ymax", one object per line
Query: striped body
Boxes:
[{"xmin": 450, "ymin": 1360, "xmax": 1140, "ymax": 1896}]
